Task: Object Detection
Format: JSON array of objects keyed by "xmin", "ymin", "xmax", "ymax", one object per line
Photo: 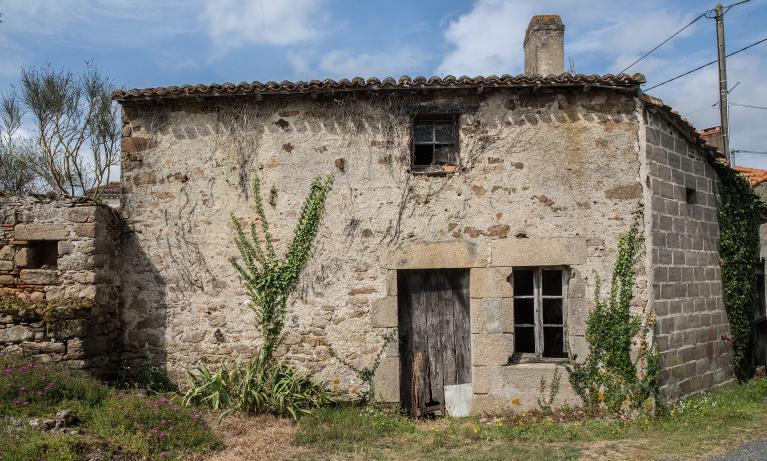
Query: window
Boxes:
[
  {"xmin": 412, "ymin": 114, "xmax": 459, "ymax": 172},
  {"xmin": 511, "ymin": 268, "xmax": 568, "ymax": 361}
]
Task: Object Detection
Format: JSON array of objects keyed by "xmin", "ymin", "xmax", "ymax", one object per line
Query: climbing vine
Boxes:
[
  {"xmin": 714, "ymin": 162, "xmax": 763, "ymax": 381},
  {"xmin": 566, "ymin": 206, "xmax": 659, "ymax": 416},
  {"xmin": 230, "ymin": 174, "xmax": 333, "ymax": 360},
  {"xmin": 325, "ymin": 329, "xmax": 397, "ymax": 403}
]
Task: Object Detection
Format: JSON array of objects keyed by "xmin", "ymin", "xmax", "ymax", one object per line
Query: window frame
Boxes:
[
  {"xmin": 510, "ymin": 267, "xmax": 569, "ymax": 363},
  {"xmin": 410, "ymin": 114, "xmax": 460, "ymax": 173}
]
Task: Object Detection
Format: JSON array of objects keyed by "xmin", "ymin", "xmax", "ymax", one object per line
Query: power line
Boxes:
[
  {"xmin": 732, "ymin": 149, "xmax": 767, "ymax": 154},
  {"xmin": 731, "ymin": 102, "xmax": 767, "ymax": 110},
  {"xmin": 619, "ymin": 13, "xmax": 706, "ymax": 74},
  {"xmin": 644, "ymin": 36, "xmax": 767, "ymax": 91}
]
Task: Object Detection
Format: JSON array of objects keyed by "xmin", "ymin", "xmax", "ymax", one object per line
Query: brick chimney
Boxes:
[
  {"xmin": 700, "ymin": 126, "xmax": 723, "ymax": 156},
  {"xmin": 524, "ymin": 15, "xmax": 565, "ymax": 76}
]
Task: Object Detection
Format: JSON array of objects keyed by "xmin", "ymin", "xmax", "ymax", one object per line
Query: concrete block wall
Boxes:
[
  {"xmin": 0, "ymin": 196, "xmax": 122, "ymax": 374},
  {"xmin": 644, "ymin": 109, "xmax": 733, "ymax": 397}
]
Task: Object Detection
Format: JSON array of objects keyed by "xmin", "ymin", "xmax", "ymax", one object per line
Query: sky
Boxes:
[{"xmin": 1, "ymin": 0, "xmax": 766, "ymax": 169}]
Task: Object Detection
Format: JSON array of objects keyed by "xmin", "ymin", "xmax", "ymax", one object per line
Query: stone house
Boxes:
[{"xmin": 107, "ymin": 15, "xmax": 733, "ymax": 415}]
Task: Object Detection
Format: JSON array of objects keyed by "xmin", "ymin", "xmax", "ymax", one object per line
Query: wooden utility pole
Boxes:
[{"xmin": 715, "ymin": 3, "xmax": 732, "ymax": 162}]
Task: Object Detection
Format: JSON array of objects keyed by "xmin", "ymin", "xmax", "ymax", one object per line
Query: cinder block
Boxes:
[
  {"xmin": 470, "ymin": 267, "xmax": 512, "ymax": 298},
  {"xmin": 373, "ymin": 356, "xmax": 400, "ymax": 403},
  {"xmin": 371, "ymin": 296, "xmax": 397, "ymax": 328},
  {"xmin": 470, "ymin": 298, "xmax": 514, "ymax": 334}
]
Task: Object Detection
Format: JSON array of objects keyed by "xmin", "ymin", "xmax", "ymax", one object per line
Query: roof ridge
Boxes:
[{"xmin": 113, "ymin": 73, "xmax": 646, "ymax": 101}]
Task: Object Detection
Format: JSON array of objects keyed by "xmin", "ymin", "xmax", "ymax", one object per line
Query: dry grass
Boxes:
[{"xmin": 189, "ymin": 414, "xmax": 309, "ymax": 461}]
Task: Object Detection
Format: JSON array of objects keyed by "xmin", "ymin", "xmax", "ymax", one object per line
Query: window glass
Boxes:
[
  {"xmin": 515, "ymin": 326, "xmax": 536, "ymax": 353},
  {"xmin": 514, "ymin": 269, "xmax": 534, "ymax": 296},
  {"xmin": 543, "ymin": 327, "xmax": 566, "ymax": 358},
  {"xmin": 542, "ymin": 269, "xmax": 562, "ymax": 296},
  {"xmin": 434, "ymin": 124, "xmax": 455, "ymax": 143},
  {"xmin": 514, "ymin": 298, "xmax": 535, "ymax": 325},
  {"xmin": 542, "ymin": 298, "xmax": 563, "ymax": 324},
  {"xmin": 413, "ymin": 124, "xmax": 432, "ymax": 143}
]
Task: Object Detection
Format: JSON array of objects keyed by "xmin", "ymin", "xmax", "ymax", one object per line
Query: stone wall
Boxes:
[
  {"xmin": 119, "ymin": 87, "xmax": 647, "ymax": 412},
  {"xmin": 0, "ymin": 196, "xmax": 121, "ymax": 374},
  {"xmin": 643, "ymin": 109, "xmax": 733, "ymax": 398}
]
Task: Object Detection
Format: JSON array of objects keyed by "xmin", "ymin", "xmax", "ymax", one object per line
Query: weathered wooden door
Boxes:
[{"xmin": 398, "ymin": 269, "xmax": 471, "ymax": 417}]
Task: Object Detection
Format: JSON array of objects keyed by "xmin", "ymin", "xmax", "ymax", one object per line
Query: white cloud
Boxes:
[
  {"xmin": 435, "ymin": 0, "xmax": 696, "ymax": 76},
  {"xmin": 203, "ymin": 0, "xmax": 327, "ymax": 54},
  {"xmin": 288, "ymin": 48, "xmax": 422, "ymax": 80}
]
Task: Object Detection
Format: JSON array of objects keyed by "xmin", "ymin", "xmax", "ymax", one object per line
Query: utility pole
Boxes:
[{"xmin": 715, "ymin": 3, "xmax": 732, "ymax": 163}]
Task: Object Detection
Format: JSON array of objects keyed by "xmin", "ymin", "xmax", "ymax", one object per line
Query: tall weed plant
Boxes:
[{"xmin": 185, "ymin": 174, "xmax": 333, "ymax": 418}]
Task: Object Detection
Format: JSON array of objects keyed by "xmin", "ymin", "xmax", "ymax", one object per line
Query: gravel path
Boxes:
[{"xmin": 706, "ymin": 438, "xmax": 767, "ymax": 461}]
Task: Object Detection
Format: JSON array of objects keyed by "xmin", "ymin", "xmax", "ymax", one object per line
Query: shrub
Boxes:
[
  {"xmin": 89, "ymin": 393, "xmax": 219, "ymax": 458},
  {"xmin": 184, "ymin": 348, "xmax": 330, "ymax": 419},
  {"xmin": 0, "ymin": 360, "xmax": 110, "ymax": 416},
  {"xmin": 0, "ymin": 427, "xmax": 80, "ymax": 461}
]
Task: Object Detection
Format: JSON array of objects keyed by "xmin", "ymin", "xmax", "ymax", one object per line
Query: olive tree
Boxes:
[{"xmin": 9, "ymin": 64, "xmax": 120, "ymax": 200}]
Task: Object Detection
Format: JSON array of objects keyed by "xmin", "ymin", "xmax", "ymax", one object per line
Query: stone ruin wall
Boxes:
[
  {"xmin": 0, "ymin": 196, "xmax": 121, "ymax": 374},
  {"xmin": 118, "ymin": 87, "xmax": 649, "ymax": 410}
]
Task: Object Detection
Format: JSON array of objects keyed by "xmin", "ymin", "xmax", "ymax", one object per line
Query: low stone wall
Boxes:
[{"xmin": 0, "ymin": 196, "xmax": 121, "ymax": 374}]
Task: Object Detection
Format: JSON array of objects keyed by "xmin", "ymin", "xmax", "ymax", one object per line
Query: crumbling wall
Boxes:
[
  {"xmin": 643, "ymin": 109, "xmax": 733, "ymax": 398},
  {"xmin": 119, "ymin": 88, "xmax": 646, "ymax": 411},
  {"xmin": 0, "ymin": 196, "xmax": 121, "ymax": 374}
]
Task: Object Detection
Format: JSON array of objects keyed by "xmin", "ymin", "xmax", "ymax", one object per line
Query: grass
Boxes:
[
  {"xmin": 292, "ymin": 378, "xmax": 767, "ymax": 460},
  {"xmin": 0, "ymin": 357, "xmax": 219, "ymax": 461}
]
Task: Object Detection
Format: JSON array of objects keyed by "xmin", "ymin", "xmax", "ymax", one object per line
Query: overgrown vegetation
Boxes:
[
  {"xmin": 184, "ymin": 348, "xmax": 329, "ymax": 419},
  {"xmin": 566, "ymin": 206, "xmax": 659, "ymax": 416},
  {"xmin": 714, "ymin": 162, "xmax": 763, "ymax": 381},
  {"xmin": 185, "ymin": 174, "xmax": 333, "ymax": 419},
  {"xmin": 326, "ymin": 329, "xmax": 397, "ymax": 403},
  {"xmin": 0, "ymin": 357, "xmax": 218, "ymax": 460}
]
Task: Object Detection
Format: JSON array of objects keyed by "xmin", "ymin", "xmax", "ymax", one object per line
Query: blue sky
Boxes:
[{"xmin": 1, "ymin": 0, "xmax": 766, "ymax": 168}]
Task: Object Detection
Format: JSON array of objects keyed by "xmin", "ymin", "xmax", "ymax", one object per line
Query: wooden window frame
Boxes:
[
  {"xmin": 410, "ymin": 114, "xmax": 460, "ymax": 174},
  {"xmin": 510, "ymin": 267, "xmax": 569, "ymax": 364}
]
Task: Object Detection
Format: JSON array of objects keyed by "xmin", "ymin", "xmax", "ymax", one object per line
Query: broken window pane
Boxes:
[
  {"xmin": 413, "ymin": 144, "xmax": 433, "ymax": 166},
  {"xmin": 542, "ymin": 298, "xmax": 563, "ymax": 324},
  {"xmin": 541, "ymin": 269, "xmax": 562, "ymax": 296},
  {"xmin": 515, "ymin": 326, "xmax": 536, "ymax": 353},
  {"xmin": 433, "ymin": 144, "xmax": 456, "ymax": 164},
  {"xmin": 411, "ymin": 115, "xmax": 458, "ymax": 169},
  {"xmin": 514, "ymin": 269, "xmax": 534, "ymax": 296},
  {"xmin": 514, "ymin": 298, "xmax": 535, "ymax": 325},
  {"xmin": 543, "ymin": 326, "xmax": 566, "ymax": 357}
]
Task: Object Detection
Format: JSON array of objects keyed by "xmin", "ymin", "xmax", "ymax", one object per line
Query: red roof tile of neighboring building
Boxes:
[{"xmin": 735, "ymin": 166, "xmax": 767, "ymax": 186}]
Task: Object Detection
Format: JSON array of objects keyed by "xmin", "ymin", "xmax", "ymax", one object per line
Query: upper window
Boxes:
[
  {"xmin": 511, "ymin": 267, "xmax": 568, "ymax": 361},
  {"xmin": 412, "ymin": 114, "xmax": 459, "ymax": 172}
]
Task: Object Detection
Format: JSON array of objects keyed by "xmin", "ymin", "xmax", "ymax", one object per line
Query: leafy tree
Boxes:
[{"xmin": 0, "ymin": 93, "xmax": 38, "ymax": 194}]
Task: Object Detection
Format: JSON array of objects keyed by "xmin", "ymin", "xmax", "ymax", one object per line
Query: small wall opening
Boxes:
[
  {"xmin": 685, "ymin": 188, "xmax": 697, "ymax": 205},
  {"xmin": 26, "ymin": 241, "xmax": 59, "ymax": 269}
]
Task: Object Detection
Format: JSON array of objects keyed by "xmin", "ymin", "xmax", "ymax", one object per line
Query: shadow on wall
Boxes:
[{"xmin": 116, "ymin": 223, "xmax": 168, "ymax": 382}]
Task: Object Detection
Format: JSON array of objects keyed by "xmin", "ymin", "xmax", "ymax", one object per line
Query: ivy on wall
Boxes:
[
  {"xmin": 714, "ymin": 162, "xmax": 763, "ymax": 381},
  {"xmin": 566, "ymin": 206, "xmax": 659, "ymax": 415}
]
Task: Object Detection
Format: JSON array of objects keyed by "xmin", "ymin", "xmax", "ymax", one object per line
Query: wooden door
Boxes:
[{"xmin": 398, "ymin": 269, "xmax": 471, "ymax": 417}]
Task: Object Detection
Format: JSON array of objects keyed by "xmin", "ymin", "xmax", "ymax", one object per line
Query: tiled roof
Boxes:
[
  {"xmin": 735, "ymin": 166, "xmax": 767, "ymax": 186},
  {"xmin": 113, "ymin": 73, "xmax": 645, "ymax": 101},
  {"xmin": 639, "ymin": 94, "xmax": 721, "ymax": 158}
]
